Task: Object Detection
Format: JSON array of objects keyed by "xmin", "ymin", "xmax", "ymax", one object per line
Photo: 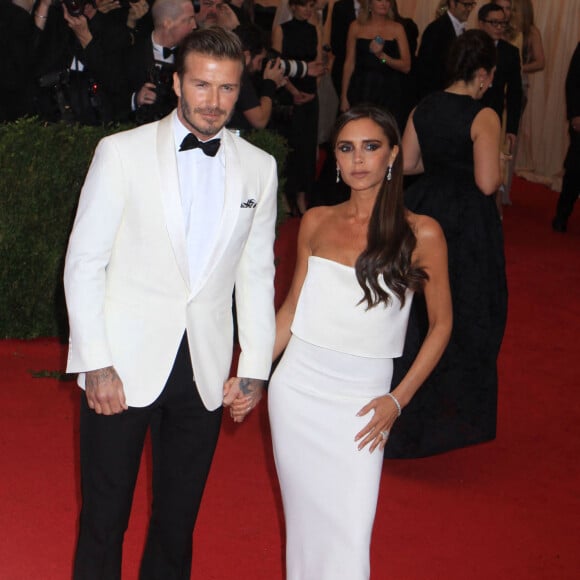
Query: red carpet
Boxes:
[{"xmin": 1, "ymin": 178, "xmax": 579, "ymax": 579}]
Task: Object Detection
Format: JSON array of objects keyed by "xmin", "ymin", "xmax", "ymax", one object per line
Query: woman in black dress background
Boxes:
[
  {"xmin": 386, "ymin": 30, "xmax": 508, "ymax": 458},
  {"xmin": 340, "ymin": 0, "xmax": 410, "ymax": 132},
  {"xmin": 272, "ymin": 0, "xmax": 321, "ymax": 215}
]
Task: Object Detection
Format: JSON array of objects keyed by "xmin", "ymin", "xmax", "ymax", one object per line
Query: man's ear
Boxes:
[{"xmin": 173, "ymin": 72, "xmax": 181, "ymax": 98}]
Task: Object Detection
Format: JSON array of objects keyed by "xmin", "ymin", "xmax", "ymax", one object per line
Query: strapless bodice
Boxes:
[{"xmin": 291, "ymin": 256, "xmax": 413, "ymax": 358}]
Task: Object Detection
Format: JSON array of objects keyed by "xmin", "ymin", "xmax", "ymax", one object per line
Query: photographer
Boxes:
[
  {"xmin": 0, "ymin": 0, "xmax": 35, "ymax": 122},
  {"xmin": 126, "ymin": 0, "xmax": 196, "ymax": 125},
  {"xmin": 31, "ymin": 0, "xmax": 138, "ymax": 124},
  {"xmin": 228, "ymin": 23, "xmax": 286, "ymax": 131}
]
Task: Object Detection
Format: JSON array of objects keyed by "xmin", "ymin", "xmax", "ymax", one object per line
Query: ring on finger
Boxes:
[{"xmin": 380, "ymin": 430, "xmax": 389, "ymax": 441}]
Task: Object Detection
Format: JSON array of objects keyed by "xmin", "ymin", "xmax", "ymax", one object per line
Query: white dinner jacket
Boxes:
[{"xmin": 64, "ymin": 112, "xmax": 277, "ymax": 410}]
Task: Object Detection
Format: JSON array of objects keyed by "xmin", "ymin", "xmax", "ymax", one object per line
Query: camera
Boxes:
[
  {"xmin": 61, "ymin": 0, "xmax": 96, "ymax": 17},
  {"xmin": 265, "ymin": 50, "xmax": 308, "ymax": 79}
]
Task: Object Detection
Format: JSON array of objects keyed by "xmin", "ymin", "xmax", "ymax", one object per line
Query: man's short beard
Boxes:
[{"xmin": 179, "ymin": 95, "xmax": 232, "ymax": 137}]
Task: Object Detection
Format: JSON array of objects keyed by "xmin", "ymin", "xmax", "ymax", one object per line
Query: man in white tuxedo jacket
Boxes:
[{"xmin": 64, "ymin": 27, "xmax": 277, "ymax": 579}]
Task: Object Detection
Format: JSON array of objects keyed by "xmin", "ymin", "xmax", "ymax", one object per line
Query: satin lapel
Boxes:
[
  {"xmin": 195, "ymin": 130, "xmax": 241, "ymax": 292},
  {"xmin": 157, "ymin": 114, "xmax": 190, "ymax": 289}
]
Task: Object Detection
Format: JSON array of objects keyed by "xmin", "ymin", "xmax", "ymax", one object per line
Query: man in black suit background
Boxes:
[
  {"xmin": 478, "ymin": 2, "xmax": 522, "ymax": 154},
  {"xmin": 126, "ymin": 0, "xmax": 197, "ymax": 124},
  {"xmin": 552, "ymin": 42, "xmax": 580, "ymax": 233},
  {"xmin": 416, "ymin": 0, "xmax": 476, "ymax": 99}
]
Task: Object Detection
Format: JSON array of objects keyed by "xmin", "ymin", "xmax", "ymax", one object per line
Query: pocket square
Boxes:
[{"xmin": 240, "ymin": 198, "xmax": 257, "ymax": 208}]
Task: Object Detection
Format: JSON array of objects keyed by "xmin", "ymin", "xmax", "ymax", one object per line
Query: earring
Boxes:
[
  {"xmin": 387, "ymin": 165, "xmax": 392, "ymax": 182},
  {"xmin": 480, "ymin": 82, "xmax": 484, "ymax": 90},
  {"xmin": 336, "ymin": 166, "xmax": 340, "ymax": 183}
]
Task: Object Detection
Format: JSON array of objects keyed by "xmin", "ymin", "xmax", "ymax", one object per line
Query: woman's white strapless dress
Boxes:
[{"xmin": 268, "ymin": 256, "xmax": 413, "ymax": 580}]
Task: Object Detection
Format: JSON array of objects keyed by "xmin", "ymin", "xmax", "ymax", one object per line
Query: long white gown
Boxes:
[{"xmin": 268, "ymin": 256, "xmax": 413, "ymax": 580}]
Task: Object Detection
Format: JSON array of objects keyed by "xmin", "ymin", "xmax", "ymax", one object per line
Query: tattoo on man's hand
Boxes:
[
  {"xmin": 239, "ymin": 378, "xmax": 252, "ymax": 396},
  {"xmin": 239, "ymin": 378, "xmax": 265, "ymax": 396}
]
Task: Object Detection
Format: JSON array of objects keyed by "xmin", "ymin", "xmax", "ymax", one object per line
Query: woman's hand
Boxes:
[
  {"xmin": 223, "ymin": 377, "xmax": 265, "ymax": 423},
  {"xmin": 354, "ymin": 394, "xmax": 401, "ymax": 453},
  {"xmin": 293, "ymin": 91, "xmax": 315, "ymax": 105},
  {"xmin": 369, "ymin": 37, "xmax": 384, "ymax": 56}
]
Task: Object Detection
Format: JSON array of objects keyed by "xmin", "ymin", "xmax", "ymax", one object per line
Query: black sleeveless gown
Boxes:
[
  {"xmin": 280, "ymin": 18, "xmax": 319, "ymax": 210},
  {"xmin": 348, "ymin": 38, "xmax": 406, "ymax": 132},
  {"xmin": 386, "ymin": 92, "xmax": 508, "ymax": 458}
]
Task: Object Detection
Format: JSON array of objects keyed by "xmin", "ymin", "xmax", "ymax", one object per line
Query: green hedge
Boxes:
[{"xmin": 0, "ymin": 118, "xmax": 288, "ymax": 339}]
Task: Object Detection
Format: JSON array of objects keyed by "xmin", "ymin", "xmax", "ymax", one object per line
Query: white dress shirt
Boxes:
[
  {"xmin": 447, "ymin": 11, "xmax": 466, "ymax": 37},
  {"xmin": 173, "ymin": 112, "xmax": 226, "ymax": 293}
]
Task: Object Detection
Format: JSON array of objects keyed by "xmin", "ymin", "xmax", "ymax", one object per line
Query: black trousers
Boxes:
[
  {"xmin": 555, "ymin": 168, "xmax": 580, "ymax": 223},
  {"xmin": 73, "ymin": 335, "xmax": 223, "ymax": 580}
]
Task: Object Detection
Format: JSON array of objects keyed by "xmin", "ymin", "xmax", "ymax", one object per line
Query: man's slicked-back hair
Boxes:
[{"xmin": 175, "ymin": 27, "xmax": 245, "ymax": 79}]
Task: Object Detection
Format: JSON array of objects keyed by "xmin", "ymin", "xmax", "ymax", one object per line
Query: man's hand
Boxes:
[
  {"xmin": 85, "ymin": 366, "xmax": 127, "ymax": 415},
  {"xmin": 63, "ymin": 5, "xmax": 93, "ymax": 48},
  {"xmin": 293, "ymin": 91, "xmax": 315, "ymax": 105},
  {"xmin": 505, "ymin": 133, "xmax": 517, "ymax": 154},
  {"xmin": 307, "ymin": 60, "xmax": 327, "ymax": 78},
  {"xmin": 263, "ymin": 57, "xmax": 286, "ymax": 88},
  {"xmin": 95, "ymin": 0, "xmax": 121, "ymax": 14},
  {"xmin": 216, "ymin": 2, "xmax": 240, "ymax": 30},
  {"xmin": 136, "ymin": 82, "xmax": 158, "ymax": 106},
  {"xmin": 223, "ymin": 377, "xmax": 266, "ymax": 423},
  {"xmin": 127, "ymin": 0, "xmax": 149, "ymax": 29}
]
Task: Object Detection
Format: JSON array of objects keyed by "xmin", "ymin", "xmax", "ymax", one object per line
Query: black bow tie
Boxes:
[
  {"xmin": 179, "ymin": 133, "xmax": 221, "ymax": 157},
  {"xmin": 163, "ymin": 46, "xmax": 177, "ymax": 59}
]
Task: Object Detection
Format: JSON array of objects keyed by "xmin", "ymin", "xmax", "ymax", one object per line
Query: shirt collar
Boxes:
[
  {"xmin": 152, "ymin": 32, "xmax": 175, "ymax": 64},
  {"xmin": 447, "ymin": 11, "xmax": 466, "ymax": 36}
]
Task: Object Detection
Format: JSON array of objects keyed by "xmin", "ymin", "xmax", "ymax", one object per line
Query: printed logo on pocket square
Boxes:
[{"xmin": 240, "ymin": 199, "xmax": 257, "ymax": 208}]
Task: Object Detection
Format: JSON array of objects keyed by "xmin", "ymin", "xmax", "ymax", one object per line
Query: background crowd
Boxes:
[{"xmin": 0, "ymin": 0, "xmax": 577, "ymax": 191}]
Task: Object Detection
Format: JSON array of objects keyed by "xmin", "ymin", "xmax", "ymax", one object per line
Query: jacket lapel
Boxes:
[{"xmin": 157, "ymin": 113, "xmax": 190, "ymax": 289}]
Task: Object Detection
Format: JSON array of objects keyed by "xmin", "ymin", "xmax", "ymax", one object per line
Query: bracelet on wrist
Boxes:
[
  {"xmin": 35, "ymin": 12, "xmax": 48, "ymax": 19},
  {"xmin": 386, "ymin": 392, "xmax": 402, "ymax": 417}
]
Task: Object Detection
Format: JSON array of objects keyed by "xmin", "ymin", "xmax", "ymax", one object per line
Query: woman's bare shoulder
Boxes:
[{"xmin": 406, "ymin": 211, "xmax": 445, "ymax": 244}]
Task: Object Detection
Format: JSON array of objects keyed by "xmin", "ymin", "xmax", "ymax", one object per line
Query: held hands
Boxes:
[
  {"xmin": 85, "ymin": 366, "xmax": 128, "ymax": 415},
  {"xmin": 223, "ymin": 377, "xmax": 266, "ymax": 423},
  {"xmin": 354, "ymin": 393, "xmax": 401, "ymax": 453}
]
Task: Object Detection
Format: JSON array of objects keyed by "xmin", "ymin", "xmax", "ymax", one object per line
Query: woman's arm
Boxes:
[
  {"xmin": 374, "ymin": 21, "xmax": 411, "ymax": 73},
  {"xmin": 390, "ymin": 216, "xmax": 452, "ymax": 407},
  {"xmin": 472, "ymin": 107, "xmax": 502, "ymax": 195},
  {"xmin": 355, "ymin": 215, "xmax": 452, "ymax": 452},
  {"xmin": 271, "ymin": 23, "xmax": 283, "ymax": 53},
  {"xmin": 401, "ymin": 109, "xmax": 424, "ymax": 175},
  {"xmin": 340, "ymin": 20, "xmax": 358, "ymax": 111},
  {"xmin": 272, "ymin": 209, "xmax": 320, "ymax": 360},
  {"xmin": 522, "ymin": 25, "xmax": 545, "ymax": 74}
]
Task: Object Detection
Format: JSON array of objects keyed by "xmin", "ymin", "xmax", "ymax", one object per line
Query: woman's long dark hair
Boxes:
[{"xmin": 332, "ymin": 106, "xmax": 428, "ymax": 309}]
